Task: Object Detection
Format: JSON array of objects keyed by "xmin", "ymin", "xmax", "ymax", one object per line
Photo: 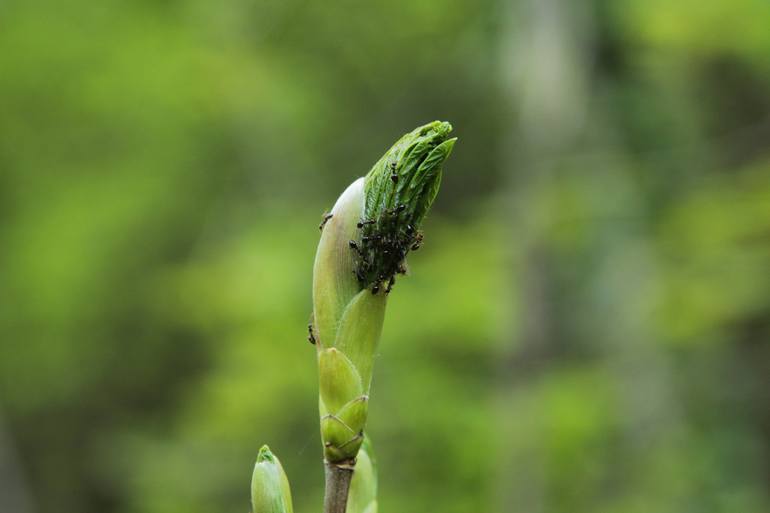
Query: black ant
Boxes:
[
  {"xmin": 307, "ymin": 323, "xmax": 316, "ymax": 345},
  {"xmin": 371, "ymin": 283, "xmax": 380, "ymax": 295},
  {"xmin": 390, "ymin": 162, "xmax": 398, "ymax": 183},
  {"xmin": 349, "ymin": 240, "xmax": 365, "ymax": 257},
  {"xmin": 318, "ymin": 212, "xmax": 333, "ymax": 231},
  {"xmin": 357, "ymin": 219, "xmax": 376, "ymax": 229}
]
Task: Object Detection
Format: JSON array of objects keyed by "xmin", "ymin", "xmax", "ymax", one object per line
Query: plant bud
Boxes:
[
  {"xmin": 346, "ymin": 437, "xmax": 378, "ymax": 513},
  {"xmin": 250, "ymin": 445, "xmax": 293, "ymax": 513},
  {"xmin": 318, "ymin": 348, "xmax": 369, "ymax": 461},
  {"xmin": 318, "ymin": 348, "xmax": 363, "ymax": 413},
  {"xmin": 313, "ymin": 121, "xmax": 456, "ymax": 464},
  {"xmin": 358, "ymin": 121, "xmax": 456, "ymax": 290}
]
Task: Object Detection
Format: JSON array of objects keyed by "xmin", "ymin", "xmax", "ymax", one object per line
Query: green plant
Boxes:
[{"xmin": 251, "ymin": 121, "xmax": 456, "ymax": 513}]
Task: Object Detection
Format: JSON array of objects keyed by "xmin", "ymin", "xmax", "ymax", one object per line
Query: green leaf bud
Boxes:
[
  {"xmin": 318, "ymin": 348, "xmax": 369, "ymax": 462},
  {"xmin": 321, "ymin": 396, "xmax": 369, "ymax": 461},
  {"xmin": 346, "ymin": 437, "xmax": 378, "ymax": 513},
  {"xmin": 318, "ymin": 348, "xmax": 363, "ymax": 414},
  {"xmin": 335, "ymin": 396, "xmax": 368, "ymax": 435},
  {"xmin": 313, "ymin": 121, "xmax": 456, "ymax": 464},
  {"xmin": 250, "ymin": 445, "xmax": 293, "ymax": 513},
  {"xmin": 357, "ymin": 121, "xmax": 456, "ymax": 290}
]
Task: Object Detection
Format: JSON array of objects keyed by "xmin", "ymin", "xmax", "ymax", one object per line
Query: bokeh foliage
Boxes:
[{"xmin": 0, "ymin": 1, "xmax": 768, "ymax": 513}]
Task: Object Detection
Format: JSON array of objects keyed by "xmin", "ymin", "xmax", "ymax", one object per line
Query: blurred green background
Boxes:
[{"xmin": 1, "ymin": 1, "xmax": 769, "ymax": 512}]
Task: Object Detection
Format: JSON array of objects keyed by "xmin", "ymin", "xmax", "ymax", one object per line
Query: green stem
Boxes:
[{"xmin": 323, "ymin": 460, "xmax": 355, "ymax": 513}]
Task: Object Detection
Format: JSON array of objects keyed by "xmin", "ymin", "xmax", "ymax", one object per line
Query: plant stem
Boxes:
[{"xmin": 323, "ymin": 460, "xmax": 354, "ymax": 513}]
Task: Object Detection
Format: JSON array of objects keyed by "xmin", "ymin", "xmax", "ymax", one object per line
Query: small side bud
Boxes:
[
  {"xmin": 318, "ymin": 348, "xmax": 363, "ymax": 413},
  {"xmin": 251, "ymin": 445, "xmax": 293, "ymax": 513},
  {"xmin": 321, "ymin": 396, "xmax": 369, "ymax": 462},
  {"xmin": 318, "ymin": 348, "xmax": 370, "ymax": 463},
  {"xmin": 346, "ymin": 437, "xmax": 378, "ymax": 513}
]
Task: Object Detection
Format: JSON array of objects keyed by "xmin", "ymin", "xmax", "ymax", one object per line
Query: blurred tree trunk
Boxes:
[
  {"xmin": 0, "ymin": 414, "xmax": 35, "ymax": 513},
  {"xmin": 496, "ymin": 1, "xmax": 594, "ymax": 510}
]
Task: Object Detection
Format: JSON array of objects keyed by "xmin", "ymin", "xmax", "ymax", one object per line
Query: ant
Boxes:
[
  {"xmin": 357, "ymin": 219, "xmax": 376, "ymax": 229},
  {"xmin": 385, "ymin": 276, "xmax": 396, "ymax": 294},
  {"xmin": 307, "ymin": 323, "xmax": 316, "ymax": 345},
  {"xmin": 318, "ymin": 212, "xmax": 333, "ymax": 231},
  {"xmin": 411, "ymin": 234, "xmax": 424, "ymax": 251},
  {"xmin": 390, "ymin": 162, "xmax": 398, "ymax": 183},
  {"xmin": 371, "ymin": 283, "xmax": 380, "ymax": 295},
  {"xmin": 349, "ymin": 240, "xmax": 364, "ymax": 256}
]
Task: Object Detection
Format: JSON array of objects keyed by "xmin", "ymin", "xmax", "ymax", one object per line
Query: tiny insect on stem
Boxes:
[
  {"xmin": 385, "ymin": 276, "xmax": 395, "ymax": 294},
  {"xmin": 308, "ymin": 324, "xmax": 317, "ymax": 345},
  {"xmin": 319, "ymin": 213, "xmax": 333, "ymax": 231}
]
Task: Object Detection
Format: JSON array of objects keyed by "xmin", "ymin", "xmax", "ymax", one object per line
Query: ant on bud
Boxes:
[
  {"xmin": 390, "ymin": 162, "xmax": 398, "ymax": 183},
  {"xmin": 318, "ymin": 212, "xmax": 333, "ymax": 231},
  {"xmin": 349, "ymin": 240, "xmax": 367, "ymax": 259},
  {"xmin": 307, "ymin": 323, "xmax": 317, "ymax": 345},
  {"xmin": 411, "ymin": 232, "xmax": 424, "ymax": 251},
  {"xmin": 357, "ymin": 219, "xmax": 376, "ymax": 229},
  {"xmin": 371, "ymin": 284, "xmax": 380, "ymax": 295}
]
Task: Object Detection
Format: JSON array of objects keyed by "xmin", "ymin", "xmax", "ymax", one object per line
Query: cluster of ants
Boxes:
[
  {"xmin": 318, "ymin": 163, "xmax": 426, "ymax": 298},
  {"xmin": 310, "ymin": 162, "xmax": 426, "ymax": 345},
  {"xmin": 310, "ymin": 209, "xmax": 423, "ymax": 346},
  {"xmin": 318, "ymin": 207, "xmax": 423, "ymax": 293},
  {"xmin": 348, "ymin": 210, "xmax": 423, "ymax": 295}
]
